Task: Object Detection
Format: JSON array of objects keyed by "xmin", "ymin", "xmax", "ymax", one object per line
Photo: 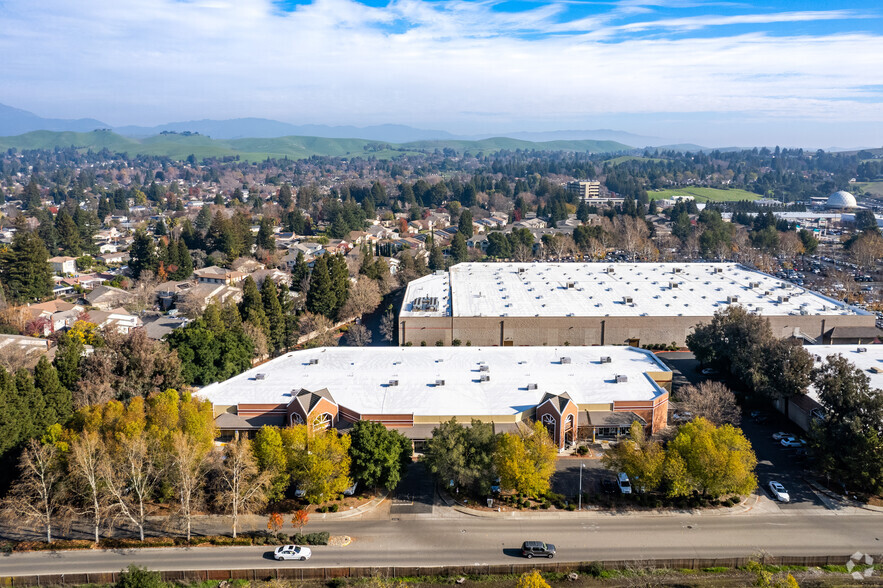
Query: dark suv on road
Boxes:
[{"xmin": 521, "ymin": 541, "xmax": 556, "ymax": 559}]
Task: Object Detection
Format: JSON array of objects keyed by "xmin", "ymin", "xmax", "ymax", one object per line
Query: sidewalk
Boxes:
[{"xmin": 805, "ymin": 479, "xmax": 883, "ymax": 513}]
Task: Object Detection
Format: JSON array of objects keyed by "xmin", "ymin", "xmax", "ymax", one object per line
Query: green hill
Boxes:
[
  {"xmin": 0, "ymin": 130, "xmax": 631, "ymax": 162},
  {"xmin": 648, "ymin": 187, "xmax": 760, "ymax": 202}
]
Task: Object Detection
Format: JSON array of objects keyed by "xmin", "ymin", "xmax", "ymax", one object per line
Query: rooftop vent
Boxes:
[
  {"xmin": 479, "ymin": 365, "xmax": 490, "ymax": 372},
  {"xmin": 527, "ymin": 383, "xmax": 538, "ymax": 390},
  {"xmin": 673, "ymin": 267, "xmax": 683, "ymax": 274},
  {"xmin": 518, "ymin": 267, "xmax": 526, "ymax": 273},
  {"xmin": 727, "ymin": 295, "xmax": 739, "ymax": 303},
  {"xmin": 750, "ymin": 282, "xmax": 760, "ymax": 289},
  {"xmin": 669, "ymin": 282, "xmax": 679, "ymax": 289},
  {"xmin": 615, "ymin": 374, "xmax": 629, "ymax": 383},
  {"xmin": 714, "ymin": 267, "xmax": 723, "ymax": 273},
  {"xmin": 600, "ymin": 356, "xmax": 612, "ymax": 364},
  {"xmin": 606, "ymin": 266, "xmax": 615, "ymax": 274},
  {"xmin": 389, "ymin": 379, "xmax": 399, "ymax": 387},
  {"xmin": 623, "ymin": 296, "xmax": 633, "ymax": 304},
  {"xmin": 435, "ymin": 379, "xmax": 445, "ymax": 387},
  {"xmin": 479, "ymin": 374, "xmax": 491, "ymax": 382},
  {"xmin": 857, "ymin": 347, "xmax": 868, "ymax": 353},
  {"xmin": 566, "ymin": 281, "xmax": 575, "ymax": 289},
  {"xmin": 560, "ymin": 357, "xmax": 572, "ymax": 364},
  {"xmin": 778, "ymin": 295, "xmax": 790, "ymax": 303},
  {"xmin": 308, "ymin": 358, "xmax": 319, "ymax": 365},
  {"xmin": 255, "ymin": 373, "xmax": 266, "ymax": 380}
]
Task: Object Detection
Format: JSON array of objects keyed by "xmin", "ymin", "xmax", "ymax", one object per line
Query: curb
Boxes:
[
  {"xmin": 313, "ymin": 492, "xmax": 389, "ymax": 520},
  {"xmin": 804, "ymin": 479, "xmax": 883, "ymax": 513}
]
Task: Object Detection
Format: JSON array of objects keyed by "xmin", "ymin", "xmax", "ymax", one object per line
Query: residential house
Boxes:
[
  {"xmin": 194, "ymin": 266, "xmax": 247, "ymax": 285},
  {"xmin": 86, "ymin": 307, "xmax": 142, "ymax": 334},
  {"xmin": 181, "ymin": 283, "xmax": 243, "ymax": 312},
  {"xmin": 251, "ymin": 268, "xmax": 291, "ymax": 289},
  {"xmin": 0, "ymin": 334, "xmax": 51, "ymax": 365},
  {"xmin": 231, "ymin": 258, "xmax": 266, "ymax": 273},
  {"xmin": 467, "ymin": 234, "xmax": 489, "ymax": 252},
  {"xmin": 61, "ymin": 274, "xmax": 106, "ymax": 290},
  {"xmin": 98, "ymin": 251, "xmax": 129, "ymax": 265},
  {"xmin": 86, "ymin": 285, "xmax": 134, "ymax": 310},
  {"xmin": 49, "ymin": 256, "xmax": 78, "ymax": 275},
  {"xmin": 23, "ymin": 300, "xmax": 84, "ymax": 334},
  {"xmin": 142, "ymin": 315, "xmax": 188, "ymax": 341},
  {"xmin": 153, "ymin": 280, "xmax": 193, "ymax": 310}
]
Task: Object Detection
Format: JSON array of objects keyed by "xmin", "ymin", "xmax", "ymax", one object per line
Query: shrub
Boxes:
[
  {"xmin": 585, "ymin": 562, "xmax": 604, "ymax": 578},
  {"xmin": 566, "ymin": 503, "xmax": 576, "ymax": 511},
  {"xmin": 115, "ymin": 565, "xmax": 167, "ymax": 588},
  {"xmin": 330, "ymin": 504, "xmax": 339, "ymax": 513},
  {"xmin": 328, "ymin": 579, "xmax": 347, "ymax": 588},
  {"xmin": 420, "ymin": 341, "xmax": 426, "ymax": 346},
  {"xmin": 305, "ymin": 532, "xmax": 331, "ymax": 545},
  {"xmin": 576, "ymin": 445, "xmax": 589, "ymax": 456},
  {"xmin": 435, "ymin": 340, "xmax": 443, "ymax": 346},
  {"xmin": 277, "ymin": 533, "xmax": 290, "ymax": 544},
  {"xmin": 452, "ymin": 339, "xmax": 462, "ymax": 346}
]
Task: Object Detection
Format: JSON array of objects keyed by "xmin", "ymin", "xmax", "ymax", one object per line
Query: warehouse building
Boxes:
[
  {"xmin": 196, "ymin": 345, "xmax": 672, "ymax": 449},
  {"xmin": 399, "ymin": 263, "xmax": 874, "ymax": 347}
]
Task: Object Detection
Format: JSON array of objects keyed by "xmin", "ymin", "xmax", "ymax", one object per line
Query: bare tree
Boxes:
[
  {"xmin": 299, "ymin": 312, "xmax": 339, "ymax": 347},
  {"xmin": 68, "ymin": 430, "xmax": 108, "ymax": 544},
  {"xmin": 243, "ymin": 320, "xmax": 269, "ymax": 360},
  {"xmin": 0, "ymin": 346, "xmax": 42, "ymax": 372},
  {"xmin": 125, "ymin": 271, "xmax": 159, "ymax": 313},
  {"xmin": 513, "ymin": 242, "xmax": 533, "ymax": 262},
  {"xmin": 345, "ymin": 323, "xmax": 373, "ymax": 346},
  {"xmin": 169, "ymin": 431, "xmax": 210, "ymax": 542},
  {"xmin": 379, "ymin": 309, "xmax": 396, "ymax": 343},
  {"xmin": 677, "ymin": 381, "xmax": 741, "ymax": 426},
  {"xmin": 2, "ymin": 440, "xmax": 64, "ymax": 543},
  {"xmin": 101, "ymin": 432, "xmax": 158, "ymax": 541},
  {"xmin": 851, "ymin": 232, "xmax": 883, "ymax": 270},
  {"xmin": 215, "ymin": 438, "xmax": 270, "ymax": 538},
  {"xmin": 338, "ymin": 277, "xmax": 382, "ymax": 320}
]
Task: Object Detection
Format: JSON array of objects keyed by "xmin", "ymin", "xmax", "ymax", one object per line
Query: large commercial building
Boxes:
[
  {"xmin": 399, "ymin": 263, "xmax": 875, "ymax": 347},
  {"xmin": 196, "ymin": 346, "xmax": 672, "ymax": 449}
]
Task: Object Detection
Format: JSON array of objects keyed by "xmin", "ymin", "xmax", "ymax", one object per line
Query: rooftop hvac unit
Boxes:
[
  {"xmin": 778, "ymin": 296, "xmax": 790, "ymax": 303},
  {"xmin": 623, "ymin": 296, "xmax": 633, "ymax": 304},
  {"xmin": 799, "ymin": 309, "xmax": 808, "ymax": 315},
  {"xmin": 750, "ymin": 282, "xmax": 760, "ymax": 288},
  {"xmin": 527, "ymin": 383, "xmax": 538, "ymax": 390},
  {"xmin": 560, "ymin": 357, "xmax": 572, "ymax": 364},
  {"xmin": 615, "ymin": 374, "xmax": 628, "ymax": 383},
  {"xmin": 764, "ymin": 291, "xmax": 771, "ymax": 296},
  {"xmin": 479, "ymin": 365, "xmax": 490, "ymax": 372},
  {"xmin": 308, "ymin": 359, "xmax": 319, "ymax": 365},
  {"xmin": 255, "ymin": 373, "xmax": 266, "ymax": 380},
  {"xmin": 435, "ymin": 379, "xmax": 445, "ymax": 387},
  {"xmin": 673, "ymin": 267, "xmax": 683, "ymax": 273},
  {"xmin": 600, "ymin": 356, "xmax": 612, "ymax": 364},
  {"xmin": 857, "ymin": 347, "xmax": 868, "ymax": 353},
  {"xmin": 518, "ymin": 267, "xmax": 526, "ymax": 273},
  {"xmin": 389, "ymin": 380, "xmax": 399, "ymax": 387},
  {"xmin": 714, "ymin": 267, "xmax": 723, "ymax": 273},
  {"xmin": 669, "ymin": 282, "xmax": 679, "ymax": 289},
  {"xmin": 479, "ymin": 375, "xmax": 491, "ymax": 382},
  {"xmin": 727, "ymin": 295, "xmax": 739, "ymax": 303},
  {"xmin": 606, "ymin": 266, "xmax": 615, "ymax": 274},
  {"xmin": 566, "ymin": 281, "xmax": 576, "ymax": 289}
]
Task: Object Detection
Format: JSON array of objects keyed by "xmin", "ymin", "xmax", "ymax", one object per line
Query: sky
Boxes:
[{"xmin": 1, "ymin": 0, "xmax": 882, "ymax": 147}]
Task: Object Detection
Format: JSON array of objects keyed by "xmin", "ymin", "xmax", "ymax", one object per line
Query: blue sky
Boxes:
[{"xmin": 0, "ymin": 0, "xmax": 882, "ymax": 147}]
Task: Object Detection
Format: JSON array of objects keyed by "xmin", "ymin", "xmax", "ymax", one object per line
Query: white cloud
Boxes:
[{"xmin": 0, "ymin": 0, "xmax": 881, "ymax": 146}]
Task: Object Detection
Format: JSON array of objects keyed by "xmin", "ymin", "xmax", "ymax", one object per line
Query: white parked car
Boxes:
[
  {"xmin": 274, "ymin": 545, "xmax": 312, "ymax": 561},
  {"xmin": 771, "ymin": 432, "xmax": 791, "ymax": 441},
  {"xmin": 617, "ymin": 472, "xmax": 632, "ymax": 494},
  {"xmin": 781, "ymin": 437, "xmax": 807, "ymax": 448},
  {"xmin": 768, "ymin": 481, "xmax": 790, "ymax": 503}
]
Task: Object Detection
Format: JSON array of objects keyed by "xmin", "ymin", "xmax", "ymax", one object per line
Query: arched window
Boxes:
[
  {"xmin": 564, "ymin": 414, "xmax": 574, "ymax": 431},
  {"xmin": 541, "ymin": 413, "xmax": 556, "ymax": 438},
  {"xmin": 290, "ymin": 413, "xmax": 304, "ymax": 426},
  {"xmin": 312, "ymin": 412, "xmax": 333, "ymax": 432}
]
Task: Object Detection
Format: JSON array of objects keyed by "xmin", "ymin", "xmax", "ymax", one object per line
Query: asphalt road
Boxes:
[{"xmin": 2, "ymin": 515, "xmax": 881, "ymax": 575}]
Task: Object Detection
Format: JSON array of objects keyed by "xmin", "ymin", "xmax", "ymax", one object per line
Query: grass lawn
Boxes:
[
  {"xmin": 853, "ymin": 182, "xmax": 883, "ymax": 197},
  {"xmin": 648, "ymin": 187, "xmax": 760, "ymax": 202}
]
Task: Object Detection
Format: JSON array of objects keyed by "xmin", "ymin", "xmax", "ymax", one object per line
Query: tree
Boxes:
[
  {"xmin": 283, "ymin": 426, "xmax": 352, "ymax": 504},
  {"xmin": 101, "ymin": 430, "xmax": 157, "ymax": 541},
  {"xmin": 486, "ymin": 232, "xmax": 511, "ymax": 259},
  {"xmin": 379, "ymin": 308, "xmax": 396, "ymax": 343},
  {"xmin": 450, "ymin": 232, "xmax": 468, "ymax": 264},
  {"xmin": 253, "ymin": 426, "xmax": 290, "ymax": 501},
  {"xmin": 2, "ymin": 439, "xmax": 64, "ymax": 543},
  {"xmin": 798, "ymin": 229, "xmax": 818, "ymax": 255},
  {"xmin": 129, "ymin": 230, "xmax": 157, "ymax": 280},
  {"xmin": 291, "ymin": 251, "xmax": 310, "ymax": 293},
  {"xmin": 292, "ymin": 509, "xmax": 309, "ymax": 534},
  {"xmin": 666, "ymin": 417, "xmax": 757, "ymax": 498},
  {"xmin": 850, "ymin": 231, "xmax": 883, "ymax": 270},
  {"xmin": 686, "ymin": 306, "xmax": 773, "ymax": 376},
  {"xmin": 215, "ymin": 437, "xmax": 270, "ymax": 538},
  {"xmin": 34, "ymin": 355, "xmax": 71, "ymax": 426},
  {"xmin": 168, "ymin": 430, "xmax": 211, "ymax": 541},
  {"xmin": 428, "ymin": 245, "xmax": 445, "ymax": 271},
  {"xmin": 306, "ymin": 255, "xmax": 336, "ymax": 317},
  {"xmin": 495, "ymin": 421, "xmax": 557, "ymax": 498},
  {"xmin": 328, "ymin": 254, "xmax": 350, "ymax": 316},
  {"xmin": 345, "ymin": 324, "xmax": 373, "ymax": 346},
  {"xmin": 601, "ymin": 422, "xmax": 666, "ymax": 493},
  {"xmin": 55, "ymin": 209, "xmax": 82, "ymax": 256},
  {"xmin": 516, "ymin": 570, "xmax": 550, "ymax": 588},
  {"xmin": 338, "ymin": 277, "xmax": 381, "ymax": 320},
  {"xmin": 458, "ymin": 209, "xmax": 474, "ymax": 238},
  {"xmin": 677, "ymin": 381, "xmax": 741, "ymax": 426},
  {"xmin": 810, "ymin": 354, "xmax": 883, "ymax": 494},
  {"xmin": 278, "ymin": 183, "xmax": 293, "ymax": 209},
  {"xmin": 261, "ymin": 278, "xmax": 286, "ymax": 353},
  {"xmin": 755, "ymin": 339, "xmax": 814, "ymax": 403},
  {"xmin": 267, "ymin": 512, "xmax": 284, "ymax": 537},
  {"xmin": 424, "ymin": 419, "xmax": 496, "ymax": 494},
  {"xmin": 298, "ymin": 311, "xmax": 339, "ymax": 347},
  {"xmin": 68, "ymin": 429, "xmax": 107, "ymax": 544},
  {"xmin": 256, "ymin": 217, "xmax": 276, "ymax": 251},
  {"xmin": 854, "ymin": 209, "xmax": 880, "ymax": 234},
  {"xmin": 0, "ymin": 228, "xmax": 52, "ymax": 304},
  {"xmin": 349, "ymin": 420, "xmax": 412, "ymax": 490}
]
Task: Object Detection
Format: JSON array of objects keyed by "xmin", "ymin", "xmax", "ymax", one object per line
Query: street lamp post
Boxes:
[{"xmin": 578, "ymin": 462, "xmax": 584, "ymax": 511}]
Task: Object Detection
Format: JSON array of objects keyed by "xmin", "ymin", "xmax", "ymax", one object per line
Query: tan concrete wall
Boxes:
[{"xmin": 401, "ymin": 313, "xmax": 875, "ymax": 347}]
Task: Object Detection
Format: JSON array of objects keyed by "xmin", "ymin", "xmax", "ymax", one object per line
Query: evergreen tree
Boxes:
[
  {"xmin": 429, "ymin": 245, "xmax": 445, "ymax": 271},
  {"xmin": 458, "ymin": 209, "xmax": 473, "ymax": 238},
  {"xmin": 278, "ymin": 184, "xmax": 293, "ymax": 209},
  {"xmin": 329, "ymin": 254, "xmax": 350, "ymax": 316},
  {"xmin": 261, "ymin": 279, "xmax": 286, "ymax": 353},
  {"xmin": 55, "ymin": 209, "xmax": 82, "ymax": 256},
  {"xmin": 256, "ymin": 217, "xmax": 275, "ymax": 251},
  {"xmin": 291, "ymin": 251, "xmax": 310, "ymax": 292},
  {"xmin": 195, "ymin": 205, "xmax": 213, "ymax": 231},
  {"xmin": 306, "ymin": 255, "xmax": 336, "ymax": 317},
  {"xmin": 451, "ymin": 232, "xmax": 468, "ymax": 264},
  {"xmin": 53, "ymin": 332, "xmax": 84, "ymax": 392},
  {"xmin": 23, "ymin": 180, "xmax": 41, "ymax": 210},
  {"xmin": 173, "ymin": 240, "xmax": 193, "ymax": 279},
  {"xmin": 37, "ymin": 214, "xmax": 58, "ymax": 253},
  {"xmin": 34, "ymin": 356, "xmax": 72, "ymax": 426},
  {"xmin": 0, "ymin": 228, "xmax": 53, "ymax": 304},
  {"xmin": 97, "ymin": 196, "xmax": 111, "ymax": 221},
  {"xmin": 155, "ymin": 218, "xmax": 168, "ymax": 237},
  {"xmin": 0, "ymin": 367, "xmax": 23, "ymax": 456},
  {"xmin": 129, "ymin": 229, "xmax": 157, "ymax": 280},
  {"xmin": 239, "ymin": 277, "xmax": 270, "ymax": 339},
  {"xmin": 15, "ymin": 369, "xmax": 45, "ymax": 440}
]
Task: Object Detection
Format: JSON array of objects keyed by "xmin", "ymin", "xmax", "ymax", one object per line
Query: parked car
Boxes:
[
  {"xmin": 521, "ymin": 541, "xmax": 556, "ymax": 559},
  {"xmin": 274, "ymin": 545, "xmax": 312, "ymax": 561},
  {"xmin": 617, "ymin": 472, "xmax": 632, "ymax": 494},
  {"xmin": 768, "ymin": 481, "xmax": 790, "ymax": 503},
  {"xmin": 772, "ymin": 432, "xmax": 791, "ymax": 441},
  {"xmin": 700, "ymin": 367, "xmax": 718, "ymax": 376},
  {"xmin": 672, "ymin": 411, "xmax": 693, "ymax": 422},
  {"xmin": 781, "ymin": 437, "xmax": 807, "ymax": 448}
]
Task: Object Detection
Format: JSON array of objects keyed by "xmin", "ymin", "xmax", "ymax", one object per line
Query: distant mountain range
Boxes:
[
  {"xmin": 0, "ymin": 103, "xmax": 106, "ymax": 136},
  {"xmin": 0, "ymin": 129, "xmax": 632, "ymax": 161}
]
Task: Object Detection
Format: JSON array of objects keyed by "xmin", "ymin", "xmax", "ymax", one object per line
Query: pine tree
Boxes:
[
  {"xmin": 34, "ymin": 356, "xmax": 72, "ymax": 427},
  {"xmin": 329, "ymin": 254, "xmax": 350, "ymax": 316},
  {"xmin": 97, "ymin": 197, "xmax": 111, "ymax": 221},
  {"xmin": 0, "ymin": 228, "xmax": 53, "ymax": 304},
  {"xmin": 23, "ymin": 180, "xmax": 41, "ymax": 210},
  {"xmin": 451, "ymin": 232, "xmax": 468, "ymax": 264},
  {"xmin": 306, "ymin": 255, "xmax": 336, "ymax": 318},
  {"xmin": 458, "ymin": 209, "xmax": 473, "ymax": 238},
  {"xmin": 0, "ymin": 367, "xmax": 23, "ymax": 456},
  {"xmin": 174, "ymin": 240, "xmax": 193, "ymax": 279},
  {"xmin": 15, "ymin": 368, "xmax": 45, "ymax": 440},
  {"xmin": 261, "ymin": 279, "xmax": 286, "ymax": 353},
  {"xmin": 195, "ymin": 206, "xmax": 213, "ymax": 231},
  {"xmin": 129, "ymin": 229, "xmax": 157, "ymax": 280},
  {"xmin": 291, "ymin": 251, "xmax": 310, "ymax": 292},
  {"xmin": 256, "ymin": 217, "xmax": 275, "ymax": 251},
  {"xmin": 55, "ymin": 209, "xmax": 82, "ymax": 256},
  {"xmin": 278, "ymin": 184, "xmax": 293, "ymax": 209},
  {"xmin": 239, "ymin": 277, "xmax": 270, "ymax": 339},
  {"xmin": 429, "ymin": 245, "xmax": 445, "ymax": 271},
  {"xmin": 155, "ymin": 218, "xmax": 168, "ymax": 236}
]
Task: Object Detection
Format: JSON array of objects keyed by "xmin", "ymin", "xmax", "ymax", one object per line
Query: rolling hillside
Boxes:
[{"xmin": 0, "ymin": 130, "xmax": 631, "ymax": 161}]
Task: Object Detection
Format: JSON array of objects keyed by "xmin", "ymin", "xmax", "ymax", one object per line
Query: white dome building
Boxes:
[{"xmin": 825, "ymin": 190, "xmax": 857, "ymax": 209}]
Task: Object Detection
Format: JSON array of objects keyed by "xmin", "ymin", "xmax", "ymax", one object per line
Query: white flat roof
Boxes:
[
  {"xmin": 196, "ymin": 346, "xmax": 669, "ymax": 418},
  {"xmin": 400, "ymin": 263, "xmax": 866, "ymax": 319},
  {"xmin": 806, "ymin": 345, "xmax": 883, "ymax": 402}
]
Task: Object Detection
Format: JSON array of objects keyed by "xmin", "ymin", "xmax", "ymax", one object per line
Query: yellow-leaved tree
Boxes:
[
  {"xmin": 516, "ymin": 570, "xmax": 551, "ymax": 588},
  {"xmin": 282, "ymin": 424, "xmax": 352, "ymax": 504},
  {"xmin": 495, "ymin": 421, "xmax": 557, "ymax": 498}
]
